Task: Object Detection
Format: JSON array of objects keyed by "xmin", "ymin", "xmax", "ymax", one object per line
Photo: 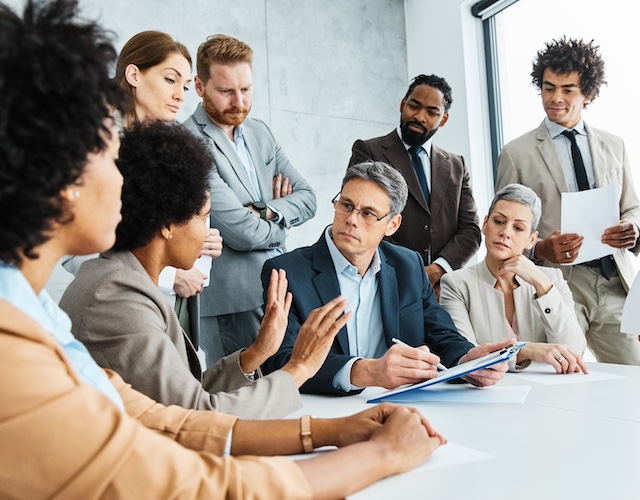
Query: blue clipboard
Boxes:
[{"xmin": 367, "ymin": 342, "xmax": 525, "ymax": 403}]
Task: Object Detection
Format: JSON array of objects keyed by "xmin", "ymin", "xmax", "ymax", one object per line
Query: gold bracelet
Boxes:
[{"xmin": 300, "ymin": 414, "xmax": 315, "ymax": 453}]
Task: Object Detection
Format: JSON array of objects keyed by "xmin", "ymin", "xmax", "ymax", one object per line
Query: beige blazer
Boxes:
[
  {"xmin": 60, "ymin": 250, "xmax": 302, "ymax": 419},
  {"xmin": 440, "ymin": 261, "xmax": 586, "ymax": 354},
  {"xmin": 0, "ymin": 300, "xmax": 310, "ymax": 499},
  {"xmin": 496, "ymin": 120, "xmax": 640, "ymax": 291}
]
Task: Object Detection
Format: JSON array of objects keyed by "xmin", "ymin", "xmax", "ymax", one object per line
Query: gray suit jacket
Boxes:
[
  {"xmin": 497, "ymin": 120, "xmax": 640, "ymax": 291},
  {"xmin": 349, "ymin": 130, "xmax": 481, "ymax": 270},
  {"xmin": 183, "ymin": 104, "xmax": 317, "ymax": 316},
  {"xmin": 440, "ymin": 260, "xmax": 586, "ymax": 355},
  {"xmin": 59, "ymin": 250, "xmax": 302, "ymax": 419}
]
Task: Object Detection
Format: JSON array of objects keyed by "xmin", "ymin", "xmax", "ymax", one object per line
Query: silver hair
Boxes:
[
  {"xmin": 342, "ymin": 161, "xmax": 409, "ymax": 216},
  {"xmin": 489, "ymin": 183, "xmax": 542, "ymax": 232}
]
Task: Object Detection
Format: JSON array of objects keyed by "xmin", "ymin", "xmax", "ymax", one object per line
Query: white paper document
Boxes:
[
  {"xmin": 621, "ymin": 272, "xmax": 640, "ymax": 334},
  {"xmin": 367, "ymin": 384, "xmax": 530, "ymax": 404},
  {"xmin": 289, "ymin": 442, "xmax": 492, "ymax": 472},
  {"xmin": 561, "ymin": 183, "xmax": 619, "ymax": 264},
  {"xmin": 507, "ymin": 362, "xmax": 624, "ymax": 385}
]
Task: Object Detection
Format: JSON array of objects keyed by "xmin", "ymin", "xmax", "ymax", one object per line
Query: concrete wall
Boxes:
[{"xmin": 1, "ymin": 0, "xmax": 410, "ymax": 299}]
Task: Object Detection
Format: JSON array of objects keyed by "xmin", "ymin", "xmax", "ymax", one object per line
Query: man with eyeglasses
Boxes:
[{"xmin": 261, "ymin": 161, "xmax": 509, "ymax": 395}]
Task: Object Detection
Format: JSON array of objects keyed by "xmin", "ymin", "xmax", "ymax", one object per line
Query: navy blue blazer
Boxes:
[{"xmin": 261, "ymin": 232, "xmax": 474, "ymax": 395}]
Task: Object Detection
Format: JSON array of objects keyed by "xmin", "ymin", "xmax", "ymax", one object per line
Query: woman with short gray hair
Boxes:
[{"xmin": 440, "ymin": 184, "xmax": 588, "ymax": 373}]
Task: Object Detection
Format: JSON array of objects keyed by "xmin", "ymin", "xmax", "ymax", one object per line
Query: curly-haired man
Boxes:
[{"xmin": 497, "ymin": 37, "xmax": 640, "ymax": 365}]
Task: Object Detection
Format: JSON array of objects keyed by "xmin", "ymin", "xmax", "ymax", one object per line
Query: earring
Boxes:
[
  {"xmin": 169, "ymin": 234, "xmax": 172, "ymax": 239},
  {"xmin": 73, "ymin": 190, "xmax": 80, "ymax": 198}
]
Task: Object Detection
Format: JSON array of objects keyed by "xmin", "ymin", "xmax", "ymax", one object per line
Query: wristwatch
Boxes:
[{"xmin": 252, "ymin": 201, "xmax": 268, "ymax": 220}]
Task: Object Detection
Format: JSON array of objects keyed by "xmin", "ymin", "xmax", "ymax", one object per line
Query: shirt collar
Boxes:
[
  {"xmin": 0, "ymin": 261, "xmax": 74, "ymax": 345},
  {"xmin": 324, "ymin": 226, "xmax": 381, "ymax": 278},
  {"xmin": 545, "ymin": 116, "xmax": 587, "ymax": 139},
  {"xmin": 395, "ymin": 126, "xmax": 432, "ymax": 157},
  {"xmin": 233, "ymin": 122, "xmax": 245, "ymax": 142}
]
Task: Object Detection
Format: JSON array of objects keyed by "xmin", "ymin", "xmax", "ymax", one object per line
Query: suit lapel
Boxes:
[
  {"xmin": 377, "ymin": 248, "xmax": 399, "ymax": 345},
  {"xmin": 535, "ymin": 121, "xmax": 569, "ymax": 194},
  {"xmin": 382, "ymin": 132, "xmax": 430, "ymax": 213},
  {"xmin": 194, "ymin": 104, "xmax": 258, "ymax": 199},
  {"xmin": 429, "ymin": 145, "xmax": 452, "ymax": 220},
  {"xmin": 311, "ymin": 236, "xmax": 351, "ymax": 355}
]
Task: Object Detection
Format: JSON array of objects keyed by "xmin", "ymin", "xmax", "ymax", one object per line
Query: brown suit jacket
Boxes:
[
  {"xmin": 60, "ymin": 250, "xmax": 302, "ymax": 419},
  {"xmin": 0, "ymin": 300, "xmax": 311, "ymax": 499},
  {"xmin": 350, "ymin": 130, "xmax": 481, "ymax": 270}
]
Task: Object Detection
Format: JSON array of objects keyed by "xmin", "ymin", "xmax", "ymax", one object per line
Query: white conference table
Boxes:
[{"xmin": 288, "ymin": 362, "xmax": 640, "ymax": 499}]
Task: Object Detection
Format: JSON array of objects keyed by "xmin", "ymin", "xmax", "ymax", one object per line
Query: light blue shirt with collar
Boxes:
[
  {"xmin": 545, "ymin": 117, "xmax": 596, "ymax": 192},
  {"xmin": 324, "ymin": 226, "xmax": 386, "ymax": 392},
  {"xmin": 0, "ymin": 261, "xmax": 124, "ymax": 411},
  {"xmin": 395, "ymin": 127, "xmax": 453, "ymax": 274},
  {"xmin": 228, "ymin": 123, "xmax": 285, "ymax": 256}
]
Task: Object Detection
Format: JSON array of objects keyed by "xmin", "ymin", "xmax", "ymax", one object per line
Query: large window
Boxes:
[{"xmin": 477, "ymin": 0, "xmax": 640, "ymax": 193}]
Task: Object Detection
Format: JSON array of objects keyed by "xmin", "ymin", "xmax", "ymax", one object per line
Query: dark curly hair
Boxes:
[
  {"xmin": 403, "ymin": 74, "xmax": 453, "ymax": 111},
  {"xmin": 0, "ymin": 0, "xmax": 122, "ymax": 266},
  {"xmin": 531, "ymin": 36, "xmax": 606, "ymax": 105},
  {"xmin": 114, "ymin": 121, "xmax": 213, "ymax": 251}
]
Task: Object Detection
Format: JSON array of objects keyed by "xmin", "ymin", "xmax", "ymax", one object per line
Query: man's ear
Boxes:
[
  {"xmin": 124, "ymin": 64, "xmax": 141, "ymax": 87},
  {"xmin": 194, "ymin": 76, "xmax": 206, "ymax": 98},
  {"xmin": 439, "ymin": 112, "xmax": 449, "ymax": 128},
  {"xmin": 399, "ymin": 98, "xmax": 406, "ymax": 113},
  {"xmin": 385, "ymin": 214, "xmax": 402, "ymax": 237}
]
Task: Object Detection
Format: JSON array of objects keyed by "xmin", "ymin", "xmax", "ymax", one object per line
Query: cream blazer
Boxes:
[
  {"xmin": 0, "ymin": 300, "xmax": 311, "ymax": 499},
  {"xmin": 497, "ymin": 120, "xmax": 640, "ymax": 291},
  {"xmin": 440, "ymin": 261, "xmax": 586, "ymax": 355}
]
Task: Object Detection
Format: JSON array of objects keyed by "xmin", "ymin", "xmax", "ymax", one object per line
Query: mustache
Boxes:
[
  {"xmin": 406, "ymin": 121, "xmax": 427, "ymax": 133},
  {"xmin": 225, "ymin": 107, "xmax": 250, "ymax": 114}
]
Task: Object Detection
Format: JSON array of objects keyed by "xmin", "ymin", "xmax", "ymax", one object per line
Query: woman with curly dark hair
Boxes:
[
  {"xmin": 61, "ymin": 120, "xmax": 335, "ymax": 418},
  {"xmin": 0, "ymin": 1, "xmax": 445, "ymax": 497}
]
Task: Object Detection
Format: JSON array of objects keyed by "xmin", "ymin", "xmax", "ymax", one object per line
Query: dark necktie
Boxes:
[
  {"xmin": 409, "ymin": 145, "xmax": 430, "ymax": 205},
  {"xmin": 562, "ymin": 129, "xmax": 614, "ymax": 279}
]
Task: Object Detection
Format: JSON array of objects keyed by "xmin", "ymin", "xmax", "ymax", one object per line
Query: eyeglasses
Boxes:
[{"xmin": 331, "ymin": 194, "xmax": 392, "ymax": 225}]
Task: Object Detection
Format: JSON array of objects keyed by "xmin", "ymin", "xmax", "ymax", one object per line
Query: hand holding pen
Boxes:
[{"xmin": 392, "ymin": 338, "xmax": 448, "ymax": 371}]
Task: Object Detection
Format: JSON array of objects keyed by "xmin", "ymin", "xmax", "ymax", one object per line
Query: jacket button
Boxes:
[
  {"xmin": 544, "ymin": 308, "xmax": 551, "ymax": 314},
  {"xmin": 424, "ymin": 224, "xmax": 429, "ymax": 230}
]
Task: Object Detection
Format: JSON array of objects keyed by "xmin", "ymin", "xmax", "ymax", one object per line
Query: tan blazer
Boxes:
[
  {"xmin": 440, "ymin": 261, "xmax": 586, "ymax": 354},
  {"xmin": 60, "ymin": 250, "xmax": 302, "ymax": 419},
  {"xmin": 496, "ymin": 120, "xmax": 640, "ymax": 291},
  {"xmin": 350, "ymin": 131, "xmax": 481, "ymax": 270},
  {"xmin": 0, "ymin": 300, "xmax": 310, "ymax": 499}
]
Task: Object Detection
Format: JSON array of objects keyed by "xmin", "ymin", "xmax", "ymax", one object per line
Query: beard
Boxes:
[
  {"xmin": 400, "ymin": 119, "xmax": 438, "ymax": 147},
  {"xmin": 202, "ymin": 94, "xmax": 251, "ymax": 127}
]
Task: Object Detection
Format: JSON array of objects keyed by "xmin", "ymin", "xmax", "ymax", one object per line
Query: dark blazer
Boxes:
[
  {"xmin": 349, "ymin": 130, "xmax": 481, "ymax": 270},
  {"xmin": 261, "ymin": 233, "xmax": 474, "ymax": 395}
]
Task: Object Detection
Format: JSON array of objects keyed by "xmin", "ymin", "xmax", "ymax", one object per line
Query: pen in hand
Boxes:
[{"xmin": 391, "ymin": 337, "xmax": 448, "ymax": 371}]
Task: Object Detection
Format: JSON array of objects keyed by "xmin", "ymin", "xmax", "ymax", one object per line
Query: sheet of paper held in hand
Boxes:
[{"xmin": 560, "ymin": 183, "xmax": 619, "ymax": 265}]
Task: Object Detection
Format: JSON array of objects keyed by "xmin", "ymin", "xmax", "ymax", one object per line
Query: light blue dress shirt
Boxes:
[
  {"xmin": 0, "ymin": 261, "xmax": 124, "ymax": 411},
  {"xmin": 395, "ymin": 127, "xmax": 453, "ymax": 274},
  {"xmin": 324, "ymin": 227, "xmax": 386, "ymax": 391},
  {"xmin": 228, "ymin": 124, "xmax": 285, "ymax": 255},
  {"xmin": 545, "ymin": 117, "xmax": 596, "ymax": 192}
]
